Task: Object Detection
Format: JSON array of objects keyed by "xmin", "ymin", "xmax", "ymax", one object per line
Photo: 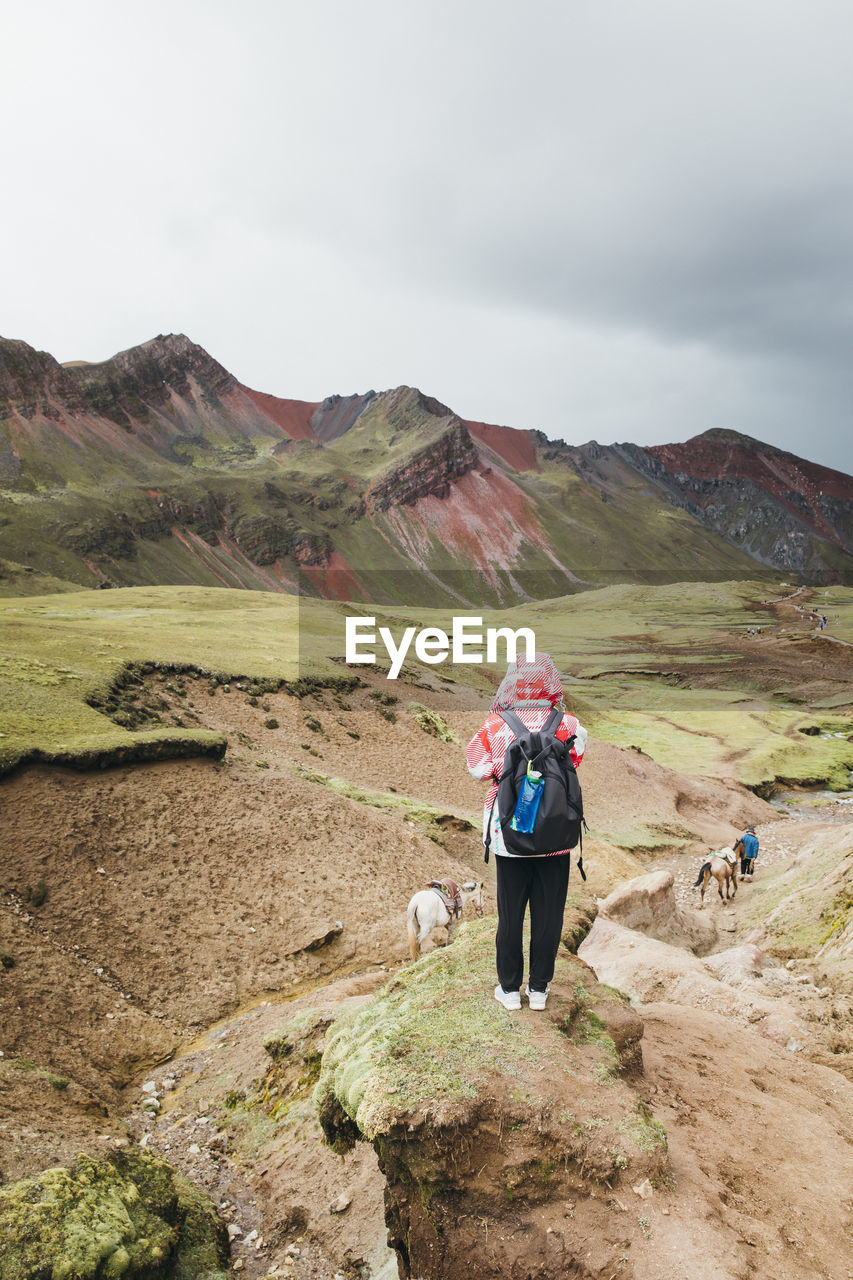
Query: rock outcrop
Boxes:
[
  {"xmin": 579, "ymin": 917, "xmax": 816, "ymax": 1053},
  {"xmin": 365, "ymin": 390, "xmax": 480, "ymax": 512},
  {"xmin": 597, "ymin": 869, "xmax": 717, "ymax": 953},
  {"xmin": 63, "ymin": 333, "xmax": 238, "ymax": 428},
  {"xmin": 0, "ymin": 337, "xmax": 89, "ymax": 420},
  {"xmin": 625, "ymin": 430, "xmax": 853, "ymax": 579},
  {"xmin": 315, "ymin": 916, "xmax": 668, "ymax": 1280},
  {"xmin": 0, "ymin": 1148, "xmax": 229, "ymax": 1279},
  {"xmin": 310, "ymin": 390, "xmax": 378, "ymax": 442},
  {"xmin": 366, "ymin": 420, "xmax": 478, "ymax": 511}
]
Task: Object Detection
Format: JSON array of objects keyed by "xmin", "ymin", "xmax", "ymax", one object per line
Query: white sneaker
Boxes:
[
  {"xmin": 525, "ymin": 985, "xmax": 549, "ymax": 1011},
  {"xmin": 494, "ymin": 985, "xmax": 521, "ymax": 1011}
]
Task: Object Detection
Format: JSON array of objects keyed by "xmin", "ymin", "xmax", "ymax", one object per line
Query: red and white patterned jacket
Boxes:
[{"xmin": 465, "ymin": 654, "xmax": 587, "ymax": 857}]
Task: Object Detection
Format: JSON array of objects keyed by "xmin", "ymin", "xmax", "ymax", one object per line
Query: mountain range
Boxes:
[{"xmin": 1, "ymin": 332, "xmax": 850, "ymax": 602}]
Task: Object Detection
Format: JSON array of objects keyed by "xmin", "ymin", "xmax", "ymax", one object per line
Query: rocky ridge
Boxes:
[
  {"xmin": 2, "ymin": 332, "xmax": 849, "ymax": 595},
  {"xmin": 626, "ymin": 430, "xmax": 853, "ymax": 577},
  {"xmin": 63, "ymin": 333, "xmax": 238, "ymax": 428},
  {"xmin": 366, "ymin": 417, "xmax": 479, "ymax": 511}
]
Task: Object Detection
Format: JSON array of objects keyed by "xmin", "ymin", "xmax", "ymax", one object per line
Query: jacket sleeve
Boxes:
[
  {"xmin": 571, "ymin": 722, "xmax": 588, "ymax": 767},
  {"xmin": 558, "ymin": 717, "xmax": 587, "ymax": 767},
  {"xmin": 466, "ymin": 720, "xmax": 496, "ymax": 781}
]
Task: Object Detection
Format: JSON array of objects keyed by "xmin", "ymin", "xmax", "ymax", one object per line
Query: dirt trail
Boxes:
[{"xmin": 634, "ymin": 1002, "xmax": 852, "ymax": 1280}]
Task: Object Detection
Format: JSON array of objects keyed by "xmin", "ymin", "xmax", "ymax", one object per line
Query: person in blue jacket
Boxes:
[{"xmin": 736, "ymin": 827, "xmax": 759, "ymax": 880}]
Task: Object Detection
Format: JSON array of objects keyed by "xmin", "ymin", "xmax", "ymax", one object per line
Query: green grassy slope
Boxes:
[
  {"xmin": 1, "ymin": 582, "xmax": 849, "ymax": 789},
  {"xmin": 0, "ymin": 587, "xmax": 343, "ymax": 773},
  {"xmin": 0, "ymin": 557, "xmax": 80, "ymax": 597},
  {"xmin": 385, "ymin": 580, "xmax": 853, "ymax": 789},
  {"xmin": 513, "ymin": 451, "xmax": 770, "ymax": 582}
]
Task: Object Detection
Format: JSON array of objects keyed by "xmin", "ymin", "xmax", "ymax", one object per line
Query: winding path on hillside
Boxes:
[{"xmin": 771, "ymin": 585, "xmax": 853, "ymax": 646}]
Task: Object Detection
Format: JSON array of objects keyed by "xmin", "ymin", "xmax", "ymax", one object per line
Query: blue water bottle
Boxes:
[{"xmin": 510, "ymin": 764, "xmax": 543, "ymax": 833}]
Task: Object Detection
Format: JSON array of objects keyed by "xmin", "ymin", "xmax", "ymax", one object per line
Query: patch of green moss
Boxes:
[
  {"xmin": 408, "ymin": 702, "xmax": 459, "ymax": 743},
  {"xmin": 316, "ymin": 923, "xmax": 532, "ymax": 1147},
  {"xmin": 819, "ymin": 884, "xmax": 853, "ymax": 945},
  {"xmin": 8, "ymin": 1059, "xmax": 70, "ymax": 1091},
  {"xmin": 314, "ymin": 920, "xmax": 645, "ymax": 1155},
  {"xmin": 0, "ymin": 1148, "xmax": 228, "ymax": 1279},
  {"xmin": 262, "ymin": 1009, "xmax": 323, "ymax": 1061},
  {"xmin": 253, "ymin": 1008, "xmax": 333, "ymax": 1128},
  {"xmin": 369, "ymin": 690, "xmax": 398, "ymax": 707},
  {"xmin": 575, "ymin": 1010, "xmax": 619, "ymax": 1076},
  {"xmin": 285, "ymin": 675, "xmax": 362, "ymax": 699},
  {"xmin": 292, "ymin": 763, "xmax": 474, "ymax": 843},
  {"xmin": 615, "ymin": 1109, "xmax": 668, "ymax": 1154}
]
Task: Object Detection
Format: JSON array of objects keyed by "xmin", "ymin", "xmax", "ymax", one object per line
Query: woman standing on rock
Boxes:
[{"xmin": 466, "ymin": 653, "xmax": 587, "ymax": 1012}]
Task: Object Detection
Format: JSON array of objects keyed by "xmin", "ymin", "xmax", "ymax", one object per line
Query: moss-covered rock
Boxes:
[
  {"xmin": 407, "ymin": 702, "xmax": 459, "ymax": 743},
  {"xmin": 257, "ymin": 1008, "xmax": 333, "ymax": 1123},
  {"xmin": 315, "ymin": 919, "xmax": 667, "ymax": 1279},
  {"xmin": 0, "ymin": 1148, "xmax": 229, "ymax": 1280}
]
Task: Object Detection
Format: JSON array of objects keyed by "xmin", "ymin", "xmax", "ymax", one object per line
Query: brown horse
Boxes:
[{"xmin": 693, "ymin": 848, "xmax": 738, "ymax": 906}]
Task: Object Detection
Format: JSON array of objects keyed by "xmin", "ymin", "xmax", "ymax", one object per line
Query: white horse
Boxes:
[{"xmin": 407, "ymin": 880, "xmax": 485, "ymax": 960}]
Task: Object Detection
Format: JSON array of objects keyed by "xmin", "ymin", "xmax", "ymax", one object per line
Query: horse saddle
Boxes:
[{"xmin": 428, "ymin": 878, "xmax": 462, "ymax": 918}]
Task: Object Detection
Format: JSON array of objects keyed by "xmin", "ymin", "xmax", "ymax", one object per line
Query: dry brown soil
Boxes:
[{"xmin": 0, "ymin": 667, "xmax": 850, "ymax": 1278}]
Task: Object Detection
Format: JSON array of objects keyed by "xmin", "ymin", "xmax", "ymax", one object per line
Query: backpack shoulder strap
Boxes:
[
  {"xmin": 497, "ymin": 708, "xmax": 528, "ymax": 738},
  {"xmin": 499, "ymin": 707, "xmax": 565, "ymax": 738},
  {"xmin": 542, "ymin": 706, "xmax": 564, "ymax": 737}
]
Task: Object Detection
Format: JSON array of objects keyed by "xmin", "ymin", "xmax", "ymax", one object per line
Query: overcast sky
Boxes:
[{"xmin": 2, "ymin": 1, "xmax": 852, "ymax": 472}]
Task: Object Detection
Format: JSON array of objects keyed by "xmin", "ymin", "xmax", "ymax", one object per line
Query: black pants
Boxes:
[{"xmin": 495, "ymin": 854, "xmax": 570, "ymax": 993}]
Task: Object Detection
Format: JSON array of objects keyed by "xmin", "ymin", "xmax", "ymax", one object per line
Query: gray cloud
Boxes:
[{"xmin": 2, "ymin": 0, "xmax": 851, "ymax": 471}]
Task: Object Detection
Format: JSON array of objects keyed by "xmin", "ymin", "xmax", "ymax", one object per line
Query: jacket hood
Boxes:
[{"xmin": 490, "ymin": 653, "xmax": 565, "ymax": 712}]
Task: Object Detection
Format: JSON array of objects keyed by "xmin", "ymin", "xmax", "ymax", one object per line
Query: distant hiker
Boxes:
[
  {"xmin": 466, "ymin": 653, "xmax": 587, "ymax": 1012},
  {"xmin": 734, "ymin": 826, "xmax": 759, "ymax": 880}
]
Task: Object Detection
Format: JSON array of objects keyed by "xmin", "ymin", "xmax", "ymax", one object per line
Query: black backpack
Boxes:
[{"xmin": 484, "ymin": 707, "xmax": 585, "ymax": 872}]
